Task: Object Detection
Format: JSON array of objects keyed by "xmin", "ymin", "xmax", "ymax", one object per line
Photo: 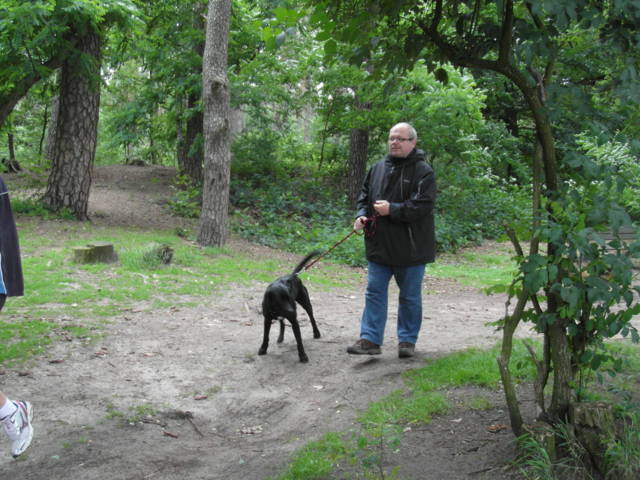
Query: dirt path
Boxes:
[{"xmin": 0, "ymin": 166, "xmax": 533, "ymax": 479}]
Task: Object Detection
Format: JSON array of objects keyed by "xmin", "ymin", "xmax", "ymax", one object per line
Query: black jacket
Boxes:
[
  {"xmin": 356, "ymin": 149, "xmax": 436, "ymax": 266},
  {"xmin": 0, "ymin": 176, "xmax": 24, "ymax": 297}
]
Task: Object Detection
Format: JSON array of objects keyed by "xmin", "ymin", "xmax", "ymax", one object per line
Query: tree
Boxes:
[
  {"xmin": 0, "ymin": 1, "xmax": 73, "ymax": 129},
  {"xmin": 347, "ymin": 121, "xmax": 369, "ymax": 207},
  {"xmin": 42, "ymin": 28, "xmax": 102, "ymax": 219},
  {"xmin": 183, "ymin": 1, "xmax": 207, "ymax": 184},
  {"xmin": 198, "ymin": 0, "xmax": 232, "ymax": 246},
  {"xmin": 0, "ymin": 0, "xmax": 134, "ymax": 219},
  {"xmin": 0, "ymin": 1, "xmax": 132, "ymax": 129},
  {"xmin": 307, "ymin": 0, "xmax": 640, "ymax": 444}
]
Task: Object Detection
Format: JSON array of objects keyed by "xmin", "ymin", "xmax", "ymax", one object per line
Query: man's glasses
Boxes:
[{"xmin": 388, "ymin": 137, "xmax": 413, "ymax": 143}]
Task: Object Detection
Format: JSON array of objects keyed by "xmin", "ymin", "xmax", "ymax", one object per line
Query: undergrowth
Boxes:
[
  {"xmin": 167, "ymin": 168, "xmax": 531, "ymax": 267},
  {"xmin": 515, "ymin": 340, "xmax": 640, "ymax": 480},
  {"xmin": 273, "ymin": 340, "xmax": 640, "ymax": 480},
  {"xmin": 271, "ymin": 341, "xmax": 538, "ymax": 480}
]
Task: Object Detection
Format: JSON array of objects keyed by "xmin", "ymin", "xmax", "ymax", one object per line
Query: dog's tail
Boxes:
[{"xmin": 292, "ymin": 250, "xmax": 322, "ymax": 275}]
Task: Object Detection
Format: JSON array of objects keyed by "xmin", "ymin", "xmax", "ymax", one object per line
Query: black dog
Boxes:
[{"xmin": 258, "ymin": 251, "xmax": 321, "ymax": 363}]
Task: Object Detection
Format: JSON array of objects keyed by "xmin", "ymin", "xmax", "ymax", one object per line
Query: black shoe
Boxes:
[
  {"xmin": 347, "ymin": 339, "xmax": 381, "ymax": 355},
  {"xmin": 398, "ymin": 342, "xmax": 415, "ymax": 358}
]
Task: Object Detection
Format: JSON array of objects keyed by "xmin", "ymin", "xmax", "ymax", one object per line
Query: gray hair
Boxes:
[{"xmin": 392, "ymin": 122, "xmax": 418, "ymax": 141}]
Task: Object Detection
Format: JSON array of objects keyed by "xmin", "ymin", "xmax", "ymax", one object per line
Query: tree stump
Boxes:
[
  {"xmin": 569, "ymin": 402, "xmax": 615, "ymax": 475},
  {"xmin": 73, "ymin": 242, "xmax": 118, "ymax": 264}
]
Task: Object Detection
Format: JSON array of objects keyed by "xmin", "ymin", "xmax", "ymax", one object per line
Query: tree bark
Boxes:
[
  {"xmin": 38, "ymin": 102, "xmax": 49, "ymax": 159},
  {"xmin": 197, "ymin": 0, "xmax": 231, "ymax": 247},
  {"xmin": 497, "ymin": 288, "xmax": 527, "ymax": 437},
  {"xmin": 42, "ymin": 29, "xmax": 101, "ymax": 221},
  {"xmin": 176, "ymin": 95, "xmax": 187, "ymax": 172},
  {"xmin": 182, "ymin": 2, "xmax": 206, "ymax": 184},
  {"xmin": 184, "ymin": 96, "xmax": 204, "ymax": 183},
  {"xmin": 547, "ymin": 319, "xmax": 573, "ymax": 421},
  {"xmin": 44, "ymin": 94, "xmax": 60, "ymax": 164},
  {"xmin": 6, "ymin": 133, "xmax": 21, "ymax": 172},
  {"xmin": 347, "ymin": 126, "xmax": 369, "ymax": 208}
]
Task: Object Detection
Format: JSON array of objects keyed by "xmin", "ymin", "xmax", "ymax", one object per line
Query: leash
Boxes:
[{"xmin": 304, "ymin": 215, "xmax": 378, "ymax": 271}]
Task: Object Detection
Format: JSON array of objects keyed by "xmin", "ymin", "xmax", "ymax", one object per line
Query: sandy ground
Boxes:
[{"xmin": 0, "ymin": 165, "xmax": 538, "ymax": 479}]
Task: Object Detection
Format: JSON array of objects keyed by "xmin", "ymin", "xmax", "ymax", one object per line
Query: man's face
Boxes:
[{"xmin": 387, "ymin": 125, "xmax": 417, "ymax": 158}]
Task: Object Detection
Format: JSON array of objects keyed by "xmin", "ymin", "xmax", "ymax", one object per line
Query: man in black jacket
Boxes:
[
  {"xmin": 347, "ymin": 123, "xmax": 436, "ymax": 358},
  {"xmin": 0, "ymin": 175, "xmax": 34, "ymax": 458}
]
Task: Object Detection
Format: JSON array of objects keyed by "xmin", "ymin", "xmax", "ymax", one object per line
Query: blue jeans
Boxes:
[{"xmin": 360, "ymin": 261, "xmax": 426, "ymax": 346}]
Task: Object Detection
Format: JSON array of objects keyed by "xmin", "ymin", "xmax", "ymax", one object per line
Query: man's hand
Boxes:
[
  {"xmin": 373, "ymin": 200, "xmax": 390, "ymax": 216},
  {"xmin": 354, "ymin": 216, "xmax": 367, "ymax": 231}
]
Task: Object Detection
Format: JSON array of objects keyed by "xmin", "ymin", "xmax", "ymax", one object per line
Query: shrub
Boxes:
[{"xmin": 11, "ymin": 197, "xmax": 75, "ymax": 220}]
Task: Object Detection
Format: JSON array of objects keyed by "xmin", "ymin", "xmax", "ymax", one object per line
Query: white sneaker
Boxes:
[{"xmin": 1, "ymin": 401, "xmax": 34, "ymax": 457}]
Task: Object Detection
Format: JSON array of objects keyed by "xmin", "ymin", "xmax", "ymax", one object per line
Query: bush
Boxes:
[
  {"xmin": 435, "ymin": 175, "xmax": 531, "ymax": 251},
  {"xmin": 11, "ymin": 197, "xmax": 75, "ymax": 220},
  {"xmin": 169, "ymin": 168, "xmax": 531, "ymax": 264},
  {"xmin": 167, "ymin": 175, "xmax": 201, "ymax": 218},
  {"xmin": 229, "ymin": 172, "xmax": 366, "ymax": 265}
]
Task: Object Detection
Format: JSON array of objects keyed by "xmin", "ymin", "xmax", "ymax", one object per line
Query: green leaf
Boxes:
[
  {"xmin": 272, "ymin": 7, "xmax": 302, "ymax": 27},
  {"xmin": 324, "ymin": 38, "xmax": 337, "ymax": 57}
]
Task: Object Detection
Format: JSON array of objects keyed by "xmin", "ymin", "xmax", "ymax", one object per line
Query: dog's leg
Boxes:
[
  {"xmin": 277, "ymin": 318, "xmax": 285, "ymax": 343},
  {"xmin": 258, "ymin": 314, "xmax": 273, "ymax": 355},
  {"xmin": 296, "ymin": 285, "xmax": 321, "ymax": 339},
  {"xmin": 286, "ymin": 314, "xmax": 309, "ymax": 363}
]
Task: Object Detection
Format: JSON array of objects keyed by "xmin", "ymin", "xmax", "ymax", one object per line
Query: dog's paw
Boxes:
[
  {"xmin": 258, "ymin": 347, "xmax": 267, "ymax": 355},
  {"xmin": 313, "ymin": 332, "xmax": 321, "ymax": 339},
  {"xmin": 299, "ymin": 354, "xmax": 309, "ymax": 363}
]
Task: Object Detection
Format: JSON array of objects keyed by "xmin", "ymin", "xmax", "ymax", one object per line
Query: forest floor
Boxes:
[{"xmin": 0, "ymin": 165, "xmax": 541, "ymax": 479}]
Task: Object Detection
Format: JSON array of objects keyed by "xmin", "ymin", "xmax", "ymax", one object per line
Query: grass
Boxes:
[
  {"xmin": 272, "ymin": 341, "xmax": 539, "ymax": 480},
  {"xmin": 512, "ymin": 339, "xmax": 640, "ymax": 480},
  {"xmin": 403, "ymin": 342, "xmax": 538, "ymax": 392},
  {"xmin": 4, "ymin": 210, "xmax": 638, "ymax": 478},
  {"xmin": 428, "ymin": 243, "xmax": 518, "ymax": 290},
  {"xmin": 1, "ymin": 216, "xmax": 513, "ymax": 367},
  {"xmin": 0, "ymin": 218, "xmax": 361, "ymax": 365},
  {"xmin": 10, "ymin": 220, "xmax": 360, "ymax": 315},
  {"xmin": 605, "ymin": 411, "xmax": 640, "ymax": 480},
  {"xmin": 275, "ymin": 433, "xmax": 349, "ymax": 480},
  {"xmin": 274, "ymin": 340, "xmax": 640, "ymax": 480}
]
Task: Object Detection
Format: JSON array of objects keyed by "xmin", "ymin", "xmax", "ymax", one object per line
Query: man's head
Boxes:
[{"xmin": 388, "ymin": 123, "xmax": 417, "ymax": 158}]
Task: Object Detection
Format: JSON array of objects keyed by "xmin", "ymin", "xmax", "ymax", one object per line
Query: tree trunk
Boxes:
[
  {"xmin": 176, "ymin": 96, "xmax": 187, "ymax": 173},
  {"xmin": 6, "ymin": 133, "xmax": 21, "ymax": 172},
  {"xmin": 184, "ymin": 94, "xmax": 204, "ymax": 183},
  {"xmin": 38, "ymin": 102, "xmax": 49, "ymax": 159},
  {"xmin": 547, "ymin": 319, "xmax": 573, "ymax": 421},
  {"xmin": 183, "ymin": 3, "xmax": 206, "ymax": 185},
  {"xmin": 197, "ymin": 0, "xmax": 231, "ymax": 247},
  {"xmin": 44, "ymin": 94, "xmax": 60, "ymax": 164},
  {"xmin": 42, "ymin": 29, "xmax": 101, "ymax": 221},
  {"xmin": 497, "ymin": 288, "xmax": 527, "ymax": 437},
  {"xmin": 347, "ymin": 126, "xmax": 369, "ymax": 208}
]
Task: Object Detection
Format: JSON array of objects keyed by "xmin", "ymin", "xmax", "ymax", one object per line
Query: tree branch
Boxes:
[{"xmin": 0, "ymin": 55, "xmax": 65, "ymax": 128}]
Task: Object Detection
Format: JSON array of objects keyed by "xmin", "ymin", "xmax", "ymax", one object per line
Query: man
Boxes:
[
  {"xmin": 0, "ymin": 175, "xmax": 34, "ymax": 457},
  {"xmin": 347, "ymin": 122, "xmax": 436, "ymax": 358}
]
